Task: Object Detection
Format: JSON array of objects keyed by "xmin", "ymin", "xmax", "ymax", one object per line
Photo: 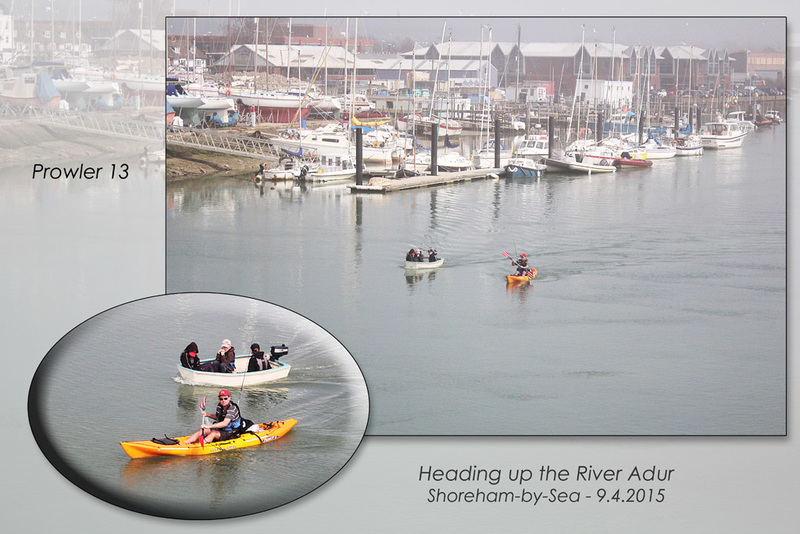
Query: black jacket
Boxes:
[
  {"xmin": 247, "ymin": 351, "xmax": 271, "ymax": 372},
  {"xmin": 180, "ymin": 342, "xmax": 201, "ymax": 370}
]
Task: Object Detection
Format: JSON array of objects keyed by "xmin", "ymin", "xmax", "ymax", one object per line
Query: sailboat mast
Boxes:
[
  {"xmin": 287, "ymin": 18, "xmax": 292, "ymax": 86},
  {"xmin": 192, "ymin": 18, "xmax": 196, "ymax": 83},
  {"xmin": 351, "ymin": 17, "xmax": 358, "ymax": 126},
  {"xmin": 567, "ymin": 24, "xmax": 586, "ymax": 145}
]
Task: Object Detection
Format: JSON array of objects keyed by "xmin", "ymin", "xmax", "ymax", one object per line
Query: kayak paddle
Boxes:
[
  {"xmin": 502, "ymin": 251, "xmax": 518, "ymax": 266},
  {"xmin": 200, "ymin": 396, "xmax": 207, "ymax": 448}
]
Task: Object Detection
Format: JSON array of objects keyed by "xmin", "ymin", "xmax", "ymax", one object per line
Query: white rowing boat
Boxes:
[
  {"xmin": 404, "ymin": 258, "xmax": 445, "ymax": 270},
  {"xmin": 176, "ymin": 355, "xmax": 291, "ymax": 386}
]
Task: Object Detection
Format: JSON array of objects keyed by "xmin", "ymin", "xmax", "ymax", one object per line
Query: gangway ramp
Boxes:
[
  {"xmin": 167, "ymin": 128, "xmax": 316, "ymax": 164},
  {"xmin": 23, "ymin": 106, "xmax": 164, "ymax": 143}
]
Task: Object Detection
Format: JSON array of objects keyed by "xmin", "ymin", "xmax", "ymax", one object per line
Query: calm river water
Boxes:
[
  {"xmin": 167, "ymin": 125, "xmax": 786, "ymax": 436},
  {"xmin": 29, "ymin": 293, "xmax": 368, "ymax": 519}
]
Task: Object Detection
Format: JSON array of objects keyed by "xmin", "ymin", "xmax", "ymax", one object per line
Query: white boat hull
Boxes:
[
  {"xmin": 545, "ymin": 156, "xmax": 616, "ymax": 174},
  {"xmin": 675, "ymin": 145, "xmax": 704, "ymax": 156},
  {"xmin": 700, "ymin": 134, "xmax": 746, "ymax": 149},
  {"xmin": 176, "ymin": 356, "xmax": 291, "ymax": 386},
  {"xmin": 404, "ymin": 258, "xmax": 444, "ymax": 270},
  {"xmin": 699, "ymin": 122, "xmax": 747, "ymax": 149}
]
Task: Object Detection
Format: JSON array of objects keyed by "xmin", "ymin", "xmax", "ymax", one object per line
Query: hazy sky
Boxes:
[
  {"xmin": 167, "ymin": 16, "xmax": 786, "ymax": 51},
  {"xmin": 16, "ymin": 1, "xmax": 788, "ymax": 51}
]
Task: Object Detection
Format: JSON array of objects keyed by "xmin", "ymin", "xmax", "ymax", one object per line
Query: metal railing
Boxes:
[
  {"xmin": 166, "ymin": 127, "xmax": 316, "ymax": 163},
  {"xmin": 22, "ymin": 105, "xmax": 164, "ymax": 142}
]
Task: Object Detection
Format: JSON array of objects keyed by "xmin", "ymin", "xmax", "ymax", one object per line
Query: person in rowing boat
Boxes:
[
  {"xmin": 179, "ymin": 342, "xmax": 201, "ymax": 370},
  {"xmin": 213, "ymin": 339, "xmax": 236, "ymax": 373},
  {"xmin": 428, "ymin": 249, "xmax": 438, "ymax": 262},
  {"xmin": 247, "ymin": 343, "xmax": 271, "ymax": 372},
  {"xmin": 406, "ymin": 248, "xmax": 417, "ymax": 261},
  {"xmin": 513, "ymin": 253, "xmax": 532, "ymax": 277},
  {"xmin": 184, "ymin": 390, "xmax": 242, "ymax": 444}
]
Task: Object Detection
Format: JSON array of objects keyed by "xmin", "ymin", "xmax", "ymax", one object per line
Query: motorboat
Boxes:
[
  {"xmin": 504, "ymin": 158, "xmax": 547, "ymax": 177},
  {"xmin": 545, "ymin": 152, "xmax": 616, "ymax": 174},
  {"xmin": 404, "ymin": 257, "xmax": 444, "ymax": 270},
  {"xmin": 699, "ymin": 122, "xmax": 747, "ymax": 149},
  {"xmin": 514, "ymin": 134, "xmax": 549, "ymax": 158},
  {"xmin": 176, "ymin": 355, "xmax": 291, "ymax": 386}
]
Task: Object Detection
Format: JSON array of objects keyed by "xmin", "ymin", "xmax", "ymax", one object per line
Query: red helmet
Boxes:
[
  {"xmin": 218, "ymin": 390, "xmax": 231, "ymax": 397},
  {"xmin": 521, "ymin": 253, "xmax": 527, "ymax": 258}
]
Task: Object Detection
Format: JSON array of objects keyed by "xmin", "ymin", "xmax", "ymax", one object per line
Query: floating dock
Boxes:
[{"xmin": 349, "ymin": 168, "xmax": 503, "ymax": 193}]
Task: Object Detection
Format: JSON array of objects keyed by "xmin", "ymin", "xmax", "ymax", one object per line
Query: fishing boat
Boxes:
[
  {"xmin": 514, "ymin": 134, "xmax": 549, "ymax": 158},
  {"xmin": 699, "ymin": 122, "xmax": 747, "ymax": 149},
  {"xmin": 404, "ymin": 257, "xmax": 444, "ymax": 270},
  {"xmin": 120, "ymin": 419, "xmax": 297, "ymax": 458},
  {"xmin": 504, "ymin": 158, "xmax": 547, "ymax": 177},
  {"xmin": 724, "ymin": 111, "xmax": 756, "ymax": 132},
  {"xmin": 177, "ymin": 355, "xmax": 291, "ymax": 386}
]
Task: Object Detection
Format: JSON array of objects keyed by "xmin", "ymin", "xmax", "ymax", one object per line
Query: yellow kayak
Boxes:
[
  {"xmin": 120, "ymin": 419, "xmax": 297, "ymax": 459},
  {"xmin": 506, "ymin": 268, "xmax": 537, "ymax": 283}
]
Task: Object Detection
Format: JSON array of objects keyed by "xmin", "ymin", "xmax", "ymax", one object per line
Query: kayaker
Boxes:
[
  {"xmin": 406, "ymin": 248, "xmax": 417, "ymax": 261},
  {"xmin": 247, "ymin": 343, "xmax": 271, "ymax": 372},
  {"xmin": 184, "ymin": 390, "xmax": 242, "ymax": 444},
  {"xmin": 214, "ymin": 339, "xmax": 235, "ymax": 373},
  {"xmin": 428, "ymin": 249, "xmax": 438, "ymax": 262},
  {"xmin": 179, "ymin": 342, "xmax": 201, "ymax": 370},
  {"xmin": 514, "ymin": 253, "xmax": 532, "ymax": 276}
]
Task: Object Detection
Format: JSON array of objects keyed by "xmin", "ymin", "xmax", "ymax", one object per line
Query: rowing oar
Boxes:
[{"xmin": 199, "ymin": 395, "xmax": 207, "ymax": 448}]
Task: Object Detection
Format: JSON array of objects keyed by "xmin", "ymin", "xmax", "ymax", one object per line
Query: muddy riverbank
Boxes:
[{"xmin": 0, "ymin": 120, "xmax": 150, "ymax": 166}]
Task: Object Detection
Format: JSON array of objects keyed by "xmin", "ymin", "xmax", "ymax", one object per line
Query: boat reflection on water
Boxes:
[{"xmin": 405, "ymin": 269, "xmax": 439, "ymax": 287}]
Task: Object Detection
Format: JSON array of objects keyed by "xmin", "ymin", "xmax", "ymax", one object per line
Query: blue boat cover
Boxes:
[
  {"xmin": 35, "ymin": 73, "xmax": 60, "ymax": 104},
  {"xmin": 281, "ymin": 147, "xmax": 303, "ymax": 157}
]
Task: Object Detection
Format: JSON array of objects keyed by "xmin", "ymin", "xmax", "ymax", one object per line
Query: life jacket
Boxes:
[
  {"xmin": 248, "ymin": 351, "xmax": 269, "ymax": 372},
  {"xmin": 219, "ymin": 401, "xmax": 243, "ymax": 432}
]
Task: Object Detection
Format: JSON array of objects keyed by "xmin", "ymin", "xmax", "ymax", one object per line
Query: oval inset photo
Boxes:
[{"xmin": 28, "ymin": 293, "xmax": 369, "ymax": 519}]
